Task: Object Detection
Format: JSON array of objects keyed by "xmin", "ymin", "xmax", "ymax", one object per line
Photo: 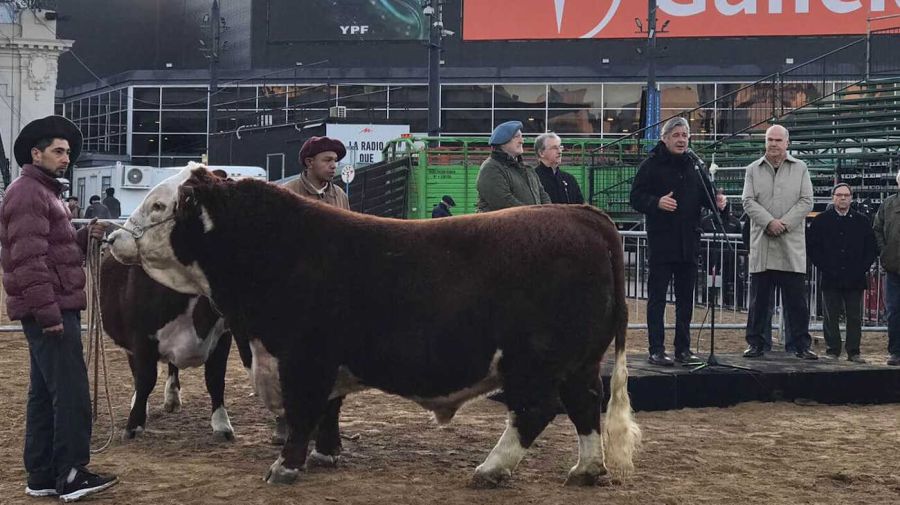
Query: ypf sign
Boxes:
[{"xmin": 463, "ymin": 0, "xmax": 900, "ymax": 40}]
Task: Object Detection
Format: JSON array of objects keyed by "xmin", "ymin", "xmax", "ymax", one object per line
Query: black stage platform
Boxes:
[{"xmin": 600, "ymin": 352, "xmax": 900, "ymax": 411}]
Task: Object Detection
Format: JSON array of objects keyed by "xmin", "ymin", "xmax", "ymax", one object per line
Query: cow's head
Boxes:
[{"xmin": 108, "ymin": 162, "xmax": 220, "ymax": 296}]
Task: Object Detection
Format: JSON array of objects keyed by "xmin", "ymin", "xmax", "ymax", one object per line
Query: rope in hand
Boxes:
[{"xmin": 84, "ymin": 233, "xmax": 116, "ymax": 454}]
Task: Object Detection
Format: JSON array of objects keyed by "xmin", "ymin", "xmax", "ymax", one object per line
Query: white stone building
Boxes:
[{"xmin": 0, "ymin": 4, "xmax": 71, "ymax": 185}]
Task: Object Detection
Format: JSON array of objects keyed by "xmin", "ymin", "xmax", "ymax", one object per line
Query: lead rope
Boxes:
[{"xmin": 85, "ymin": 234, "xmax": 116, "ymax": 454}]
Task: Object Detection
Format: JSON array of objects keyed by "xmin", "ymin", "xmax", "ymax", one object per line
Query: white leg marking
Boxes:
[
  {"xmin": 210, "ymin": 405, "xmax": 235, "ymax": 441},
  {"xmin": 308, "ymin": 450, "xmax": 339, "ymax": 468},
  {"xmin": 130, "ymin": 391, "xmax": 149, "ymax": 418},
  {"xmin": 163, "ymin": 374, "xmax": 182, "ymax": 413},
  {"xmin": 472, "ymin": 412, "xmax": 526, "ymax": 487},
  {"xmin": 565, "ymin": 431, "xmax": 609, "ymax": 486},
  {"xmin": 265, "ymin": 455, "xmax": 301, "ymax": 485}
]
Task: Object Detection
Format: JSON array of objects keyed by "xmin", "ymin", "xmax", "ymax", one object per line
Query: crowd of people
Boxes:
[
  {"xmin": 468, "ymin": 118, "xmax": 898, "ymax": 369},
  {"xmin": 1, "ymin": 113, "xmax": 899, "ymax": 501}
]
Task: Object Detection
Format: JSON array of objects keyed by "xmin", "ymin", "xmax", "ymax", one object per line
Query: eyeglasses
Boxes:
[{"xmin": 546, "ymin": 145, "xmax": 565, "ymax": 152}]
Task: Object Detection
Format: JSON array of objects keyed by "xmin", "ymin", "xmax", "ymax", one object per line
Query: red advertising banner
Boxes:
[{"xmin": 463, "ymin": 0, "xmax": 900, "ymax": 40}]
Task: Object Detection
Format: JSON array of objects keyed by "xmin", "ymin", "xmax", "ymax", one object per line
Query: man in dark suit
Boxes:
[
  {"xmin": 807, "ymin": 183, "xmax": 878, "ymax": 363},
  {"xmin": 630, "ymin": 117, "xmax": 726, "ymax": 366}
]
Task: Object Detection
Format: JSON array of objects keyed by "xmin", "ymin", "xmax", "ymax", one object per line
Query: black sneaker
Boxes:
[
  {"xmin": 25, "ymin": 474, "xmax": 57, "ymax": 497},
  {"xmin": 59, "ymin": 468, "xmax": 118, "ymax": 503}
]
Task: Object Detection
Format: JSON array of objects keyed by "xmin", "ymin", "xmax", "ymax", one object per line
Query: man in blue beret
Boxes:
[{"xmin": 476, "ymin": 121, "xmax": 550, "ymax": 212}]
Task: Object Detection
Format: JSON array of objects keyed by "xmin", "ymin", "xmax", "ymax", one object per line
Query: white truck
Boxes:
[{"xmin": 70, "ymin": 162, "xmax": 266, "ymax": 217}]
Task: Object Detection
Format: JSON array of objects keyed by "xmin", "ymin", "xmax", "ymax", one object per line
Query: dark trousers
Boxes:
[
  {"xmin": 821, "ymin": 288, "xmax": 864, "ymax": 356},
  {"xmin": 762, "ymin": 286, "xmax": 795, "ymax": 352},
  {"xmin": 746, "ymin": 271, "xmax": 812, "ymax": 351},
  {"xmin": 884, "ymin": 272, "xmax": 900, "ymax": 356},
  {"xmin": 647, "ymin": 261, "xmax": 696, "ymax": 355},
  {"xmin": 22, "ymin": 310, "xmax": 92, "ymax": 486}
]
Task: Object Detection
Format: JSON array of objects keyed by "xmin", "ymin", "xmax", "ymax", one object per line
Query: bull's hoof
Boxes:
[
  {"xmin": 433, "ymin": 407, "xmax": 458, "ymax": 425},
  {"xmin": 122, "ymin": 426, "xmax": 144, "ymax": 440},
  {"xmin": 469, "ymin": 467, "xmax": 511, "ymax": 489},
  {"xmin": 308, "ymin": 450, "xmax": 340, "ymax": 468},
  {"xmin": 564, "ymin": 470, "xmax": 612, "ymax": 487},
  {"xmin": 163, "ymin": 398, "xmax": 181, "ymax": 413},
  {"xmin": 213, "ymin": 429, "xmax": 235, "ymax": 442},
  {"xmin": 264, "ymin": 457, "xmax": 301, "ymax": 484}
]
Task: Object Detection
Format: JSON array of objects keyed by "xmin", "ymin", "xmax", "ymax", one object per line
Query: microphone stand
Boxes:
[{"xmin": 687, "ymin": 153, "xmax": 755, "ymax": 374}]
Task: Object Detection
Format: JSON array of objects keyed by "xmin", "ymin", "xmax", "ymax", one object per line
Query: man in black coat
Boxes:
[
  {"xmin": 533, "ymin": 133, "xmax": 584, "ymax": 204},
  {"xmin": 630, "ymin": 117, "xmax": 726, "ymax": 366},
  {"xmin": 807, "ymin": 183, "xmax": 878, "ymax": 363},
  {"xmin": 102, "ymin": 187, "xmax": 121, "ymax": 218},
  {"xmin": 431, "ymin": 195, "xmax": 455, "ymax": 218}
]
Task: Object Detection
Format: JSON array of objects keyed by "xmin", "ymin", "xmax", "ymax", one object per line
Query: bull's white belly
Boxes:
[{"xmin": 155, "ymin": 297, "xmax": 224, "ymax": 369}]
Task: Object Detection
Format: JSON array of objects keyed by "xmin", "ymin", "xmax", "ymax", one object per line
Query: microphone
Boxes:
[{"xmin": 685, "ymin": 148, "xmax": 705, "ymax": 168}]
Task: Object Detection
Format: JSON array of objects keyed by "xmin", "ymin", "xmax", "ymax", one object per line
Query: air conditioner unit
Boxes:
[
  {"xmin": 121, "ymin": 166, "xmax": 152, "ymax": 189},
  {"xmin": 329, "ymin": 105, "xmax": 347, "ymax": 118}
]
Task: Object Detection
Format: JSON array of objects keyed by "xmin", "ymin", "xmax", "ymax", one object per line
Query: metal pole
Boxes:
[
  {"xmin": 643, "ymin": 0, "xmax": 660, "ymax": 142},
  {"xmin": 866, "ymin": 16, "xmax": 871, "ymax": 80},
  {"xmin": 206, "ymin": 0, "xmax": 221, "ymax": 161},
  {"xmin": 426, "ymin": 1, "xmax": 442, "ymax": 140}
]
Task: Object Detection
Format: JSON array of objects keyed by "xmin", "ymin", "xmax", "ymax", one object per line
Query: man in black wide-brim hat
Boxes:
[{"xmin": 1, "ymin": 115, "xmax": 117, "ymax": 501}]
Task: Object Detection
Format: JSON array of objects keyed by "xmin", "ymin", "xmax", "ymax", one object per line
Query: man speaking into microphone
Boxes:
[{"xmin": 630, "ymin": 117, "xmax": 727, "ymax": 366}]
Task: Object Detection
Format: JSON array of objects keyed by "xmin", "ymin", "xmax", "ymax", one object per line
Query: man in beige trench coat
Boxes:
[{"xmin": 741, "ymin": 125, "xmax": 818, "ymax": 360}]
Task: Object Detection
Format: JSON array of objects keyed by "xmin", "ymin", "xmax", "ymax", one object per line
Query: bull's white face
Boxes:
[{"xmin": 108, "ymin": 163, "xmax": 212, "ymax": 296}]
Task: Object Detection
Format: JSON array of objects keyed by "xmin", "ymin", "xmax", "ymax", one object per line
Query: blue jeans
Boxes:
[
  {"xmin": 884, "ymin": 272, "xmax": 900, "ymax": 356},
  {"xmin": 22, "ymin": 311, "xmax": 92, "ymax": 488}
]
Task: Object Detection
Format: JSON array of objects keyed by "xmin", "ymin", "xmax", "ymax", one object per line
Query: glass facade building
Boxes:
[{"xmin": 59, "ymin": 80, "xmax": 844, "ymax": 168}]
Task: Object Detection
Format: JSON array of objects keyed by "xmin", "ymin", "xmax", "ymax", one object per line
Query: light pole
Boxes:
[
  {"xmin": 424, "ymin": 1, "xmax": 452, "ymax": 140},
  {"xmin": 635, "ymin": 1, "xmax": 668, "ymax": 142},
  {"xmin": 204, "ymin": 0, "xmax": 222, "ymax": 162}
]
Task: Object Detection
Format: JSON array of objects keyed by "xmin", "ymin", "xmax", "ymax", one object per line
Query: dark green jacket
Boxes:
[
  {"xmin": 476, "ymin": 150, "xmax": 550, "ymax": 212},
  {"xmin": 874, "ymin": 193, "xmax": 900, "ymax": 274}
]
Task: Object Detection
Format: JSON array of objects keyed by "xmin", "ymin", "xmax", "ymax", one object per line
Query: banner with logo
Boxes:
[
  {"xmin": 463, "ymin": 0, "xmax": 900, "ymax": 40},
  {"xmin": 326, "ymin": 124, "xmax": 411, "ymax": 167},
  {"xmin": 267, "ymin": 0, "xmax": 427, "ymax": 42}
]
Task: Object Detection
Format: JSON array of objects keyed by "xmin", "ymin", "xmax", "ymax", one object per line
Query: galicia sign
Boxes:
[{"xmin": 463, "ymin": 0, "xmax": 900, "ymax": 40}]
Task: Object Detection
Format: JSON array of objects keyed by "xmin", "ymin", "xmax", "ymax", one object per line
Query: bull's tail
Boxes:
[{"xmin": 599, "ymin": 213, "xmax": 642, "ymax": 479}]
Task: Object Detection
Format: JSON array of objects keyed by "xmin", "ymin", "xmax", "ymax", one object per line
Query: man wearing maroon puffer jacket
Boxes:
[{"xmin": 0, "ymin": 116, "xmax": 117, "ymax": 502}]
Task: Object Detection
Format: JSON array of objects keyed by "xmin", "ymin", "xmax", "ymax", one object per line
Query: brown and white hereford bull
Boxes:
[
  {"xmin": 100, "ymin": 254, "xmax": 235, "ymax": 440},
  {"xmin": 107, "ymin": 163, "xmax": 640, "ymax": 488}
]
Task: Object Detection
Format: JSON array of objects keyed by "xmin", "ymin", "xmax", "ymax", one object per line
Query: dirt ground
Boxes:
[{"xmin": 0, "ymin": 298, "xmax": 898, "ymax": 505}]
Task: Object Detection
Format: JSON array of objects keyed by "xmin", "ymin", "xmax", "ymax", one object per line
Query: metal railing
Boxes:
[{"xmin": 621, "ymin": 231, "xmax": 888, "ymax": 337}]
